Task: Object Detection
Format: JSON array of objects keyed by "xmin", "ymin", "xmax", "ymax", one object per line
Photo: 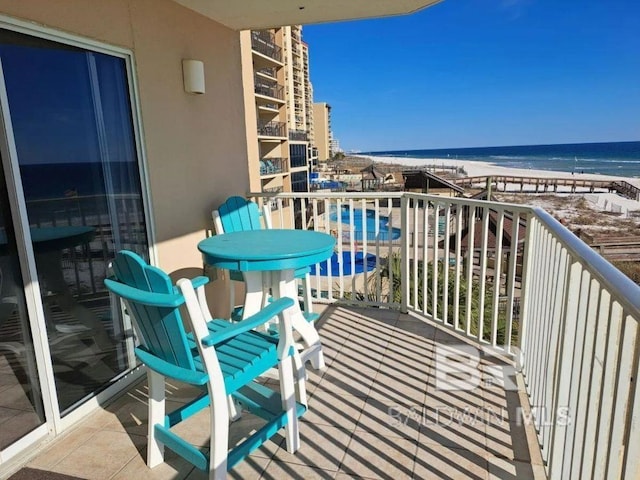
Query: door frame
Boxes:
[{"xmin": 0, "ymin": 14, "xmax": 155, "ymax": 465}]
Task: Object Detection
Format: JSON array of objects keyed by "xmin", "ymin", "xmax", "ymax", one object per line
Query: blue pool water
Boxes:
[
  {"xmin": 310, "ymin": 251, "xmax": 377, "ymax": 276},
  {"xmin": 330, "ymin": 206, "xmax": 401, "ymax": 242}
]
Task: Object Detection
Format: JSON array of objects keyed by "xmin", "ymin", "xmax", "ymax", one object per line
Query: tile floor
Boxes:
[{"xmin": 17, "ymin": 305, "xmax": 547, "ymax": 480}]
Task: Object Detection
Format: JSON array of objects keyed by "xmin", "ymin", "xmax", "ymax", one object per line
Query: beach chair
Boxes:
[
  {"xmin": 104, "ymin": 250, "xmax": 305, "ymax": 479},
  {"xmin": 212, "ymin": 196, "xmax": 315, "ymax": 323}
]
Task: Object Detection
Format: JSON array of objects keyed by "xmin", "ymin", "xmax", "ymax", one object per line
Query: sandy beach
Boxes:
[{"xmin": 358, "ymin": 154, "xmax": 640, "ymax": 214}]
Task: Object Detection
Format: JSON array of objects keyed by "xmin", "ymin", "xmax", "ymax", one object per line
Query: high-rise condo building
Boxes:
[
  {"xmin": 241, "ymin": 25, "xmax": 316, "ymax": 195},
  {"xmin": 313, "ymin": 102, "xmax": 333, "ymax": 162}
]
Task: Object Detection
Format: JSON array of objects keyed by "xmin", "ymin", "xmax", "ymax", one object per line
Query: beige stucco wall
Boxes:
[
  {"xmin": 313, "ymin": 102, "xmax": 330, "ymax": 161},
  {"xmin": 0, "ymin": 0, "xmax": 252, "ymax": 313},
  {"xmin": 239, "ymin": 30, "xmax": 262, "ymax": 194}
]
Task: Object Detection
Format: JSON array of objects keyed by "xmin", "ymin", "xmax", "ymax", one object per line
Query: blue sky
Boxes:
[{"xmin": 303, "ymin": 0, "xmax": 640, "ymax": 152}]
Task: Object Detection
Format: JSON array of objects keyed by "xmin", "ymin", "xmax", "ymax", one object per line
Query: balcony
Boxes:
[
  {"xmin": 288, "ymin": 129, "xmax": 308, "ymax": 141},
  {"xmin": 255, "ymin": 66, "xmax": 277, "ymax": 79},
  {"xmin": 259, "ymin": 157, "xmax": 287, "ymax": 176},
  {"xmin": 17, "ymin": 191, "xmax": 639, "ymax": 480},
  {"xmin": 254, "ymin": 77, "xmax": 284, "ymax": 101},
  {"xmin": 257, "ymin": 120, "xmax": 286, "ymax": 138},
  {"xmin": 251, "ymin": 30, "xmax": 283, "ymax": 63}
]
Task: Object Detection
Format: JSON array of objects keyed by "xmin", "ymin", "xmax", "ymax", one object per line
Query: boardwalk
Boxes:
[
  {"xmin": 579, "ymin": 233, "xmax": 640, "ymax": 262},
  {"xmin": 452, "ymin": 175, "xmax": 640, "ymax": 199}
]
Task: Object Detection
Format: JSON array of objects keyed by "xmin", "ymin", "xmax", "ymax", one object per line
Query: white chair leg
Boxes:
[
  {"xmin": 147, "ymin": 370, "xmax": 166, "ymax": 468},
  {"xmin": 209, "ymin": 388, "xmax": 230, "ymax": 480},
  {"xmin": 292, "ymin": 349, "xmax": 308, "ymax": 407},
  {"xmin": 301, "ymin": 273, "xmax": 313, "ymax": 315},
  {"xmin": 306, "ymin": 344, "xmax": 325, "ymax": 370},
  {"xmin": 279, "ymin": 354, "xmax": 300, "ymax": 453}
]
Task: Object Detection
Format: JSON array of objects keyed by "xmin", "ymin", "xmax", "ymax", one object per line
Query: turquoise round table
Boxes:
[{"xmin": 198, "ymin": 229, "xmax": 335, "ymax": 369}]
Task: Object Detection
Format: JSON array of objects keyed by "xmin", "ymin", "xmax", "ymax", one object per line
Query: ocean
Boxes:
[{"xmin": 365, "ymin": 141, "xmax": 640, "ymax": 178}]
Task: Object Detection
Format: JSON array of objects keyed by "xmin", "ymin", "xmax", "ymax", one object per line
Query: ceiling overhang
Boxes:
[{"xmin": 172, "ymin": 0, "xmax": 442, "ymax": 30}]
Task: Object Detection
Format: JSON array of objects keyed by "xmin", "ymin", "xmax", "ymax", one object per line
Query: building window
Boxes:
[
  {"xmin": 291, "ymin": 171, "xmax": 308, "ymax": 193},
  {"xmin": 289, "ymin": 143, "xmax": 307, "ymax": 168}
]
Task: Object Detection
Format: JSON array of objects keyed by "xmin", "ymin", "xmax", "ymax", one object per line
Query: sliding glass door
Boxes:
[
  {"xmin": 0, "ymin": 154, "xmax": 46, "ymax": 452},
  {"xmin": 0, "ymin": 23, "xmax": 149, "ymax": 451}
]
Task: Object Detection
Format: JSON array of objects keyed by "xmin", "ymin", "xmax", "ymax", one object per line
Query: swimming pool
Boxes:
[{"xmin": 330, "ymin": 206, "xmax": 401, "ymax": 242}]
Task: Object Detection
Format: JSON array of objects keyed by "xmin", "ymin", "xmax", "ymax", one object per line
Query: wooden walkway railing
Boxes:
[
  {"xmin": 452, "ymin": 175, "xmax": 613, "ymax": 192},
  {"xmin": 578, "ymin": 233, "xmax": 640, "ymax": 262},
  {"xmin": 452, "ymin": 175, "xmax": 640, "ymax": 199},
  {"xmin": 612, "ymin": 181, "xmax": 640, "ymax": 200}
]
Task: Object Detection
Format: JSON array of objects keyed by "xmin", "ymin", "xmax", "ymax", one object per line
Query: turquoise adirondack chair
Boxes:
[
  {"xmin": 212, "ymin": 196, "xmax": 316, "ymax": 323},
  {"xmin": 104, "ymin": 251, "xmax": 306, "ymax": 479}
]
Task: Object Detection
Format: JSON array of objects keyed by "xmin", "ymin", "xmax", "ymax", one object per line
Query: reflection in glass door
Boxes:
[
  {"xmin": 0, "ymin": 156, "xmax": 45, "ymax": 451},
  {"xmin": 0, "ymin": 28, "xmax": 148, "ymax": 414}
]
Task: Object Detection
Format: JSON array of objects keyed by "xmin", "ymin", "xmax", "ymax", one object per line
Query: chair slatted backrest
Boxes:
[
  {"xmin": 218, "ymin": 196, "xmax": 263, "ymax": 233},
  {"xmin": 109, "ymin": 251, "xmax": 195, "ymax": 370}
]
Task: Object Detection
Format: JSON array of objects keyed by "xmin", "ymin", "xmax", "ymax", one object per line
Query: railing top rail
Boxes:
[
  {"xmin": 248, "ymin": 191, "xmax": 403, "ymax": 200},
  {"xmin": 402, "ymin": 192, "xmax": 534, "ymax": 213},
  {"xmin": 533, "ymin": 206, "xmax": 640, "ymax": 317}
]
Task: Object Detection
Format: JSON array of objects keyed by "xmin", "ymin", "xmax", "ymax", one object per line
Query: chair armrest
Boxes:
[
  {"xmin": 104, "ymin": 278, "xmax": 185, "ymax": 308},
  {"xmin": 190, "ymin": 276, "xmax": 210, "ymax": 289},
  {"xmin": 201, "ymin": 297, "xmax": 295, "ymax": 347}
]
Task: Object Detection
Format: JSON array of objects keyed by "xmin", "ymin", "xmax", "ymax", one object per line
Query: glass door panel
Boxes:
[
  {"xmin": 0, "ymin": 157, "xmax": 45, "ymax": 450},
  {"xmin": 0, "ymin": 28, "xmax": 148, "ymax": 414}
]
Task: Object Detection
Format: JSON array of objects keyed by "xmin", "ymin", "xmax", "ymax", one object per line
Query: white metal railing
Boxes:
[
  {"xmin": 249, "ymin": 191, "xmax": 640, "ymax": 479},
  {"xmin": 520, "ymin": 208, "xmax": 640, "ymax": 480},
  {"xmin": 401, "ymin": 193, "xmax": 531, "ymax": 353},
  {"xmin": 251, "ymin": 192, "xmax": 402, "ymax": 307}
]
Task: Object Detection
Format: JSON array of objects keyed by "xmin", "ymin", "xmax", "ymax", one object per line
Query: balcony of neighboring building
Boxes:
[
  {"xmin": 251, "ymin": 30, "xmax": 284, "ymax": 66},
  {"xmin": 257, "ymin": 120, "xmax": 287, "ymax": 140},
  {"xmin": 289, "ymin": 129, "xmax": 308, "ymax": 142},
  {"xmin": 254, "ymin": 76, "xmax": 285, "ymax": 103},
  {"xmin": 255, "ymin": 66, "xmax": 278, "ymax": 80},
  {"xmin": 259, "ymin": 157, "xmax": 288, "ymax": 177}
]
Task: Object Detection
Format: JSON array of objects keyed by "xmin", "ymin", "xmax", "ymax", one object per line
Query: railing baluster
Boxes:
[
  {"xmin": 412, "ymin": 199, "xmax": 419, "ymax": 310},
  {"xmin": 442, "ymin": 203, "xmax": 451, "ymax": 326},
  {"xmin": 337, "ymin": 198, "xmax": 344, "ymax": 299},
  {"xmin": 453, "ymin": 204, "xmax": 463, "ymax": 331},
  {"xmin": 605, "ymin": 312, "xmax": 637, "ymax": 480},
  {"xmin": 592, "ymin": 300, "xmax": 625, "ymax": 480},
  {"xmin": 580, "ymin": 289, "xmax": 611, "ymax": 477},
  {"xmin": 401, "ymin": 195, "xmax": 409, "ymax": 313},
  {"xmin": 431, "ymin": 204, "xmax": 439, "ymax": 321},
  {"xmin": 374, "ymin": 198, "xmax": 381, "ymax": 302},
  {"xmin": 465, "ymin": 206, "xmax": 476, "ymax": 336},
  {"xmin": 548, "ymin": 259, "xmax": 582, "ymax": 479},
  {"xmin": 490, "ymin": 209, "xmax": 505, "ymax": 347},
  {"xmin": 543, "ymin": 245, "xmax": 569, "ymax": 464},
  {"xmin": 387, "ymin": 197, "xmax": 394, "ymax": 306},
  {"xmin": 477, "ymin": 206, "xmax": 490, "ymax": 342},
  {"xmin": 422, "ymin": 199, "xmax": 429, "ymax": 316},
  {"xmin": 504, "ymin": 211, "xmax": 520, "ymax": 354},
  {"xmin": 622, "ymin": 344, "xmax": 640, "ymax": 479},
  {"xmin": 561, "ymin": 269, "xmax": 591, "ymax": 479},
  {"xmin": 349, "ymin": 198, "xmax": 356, "ymax": 297}
]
